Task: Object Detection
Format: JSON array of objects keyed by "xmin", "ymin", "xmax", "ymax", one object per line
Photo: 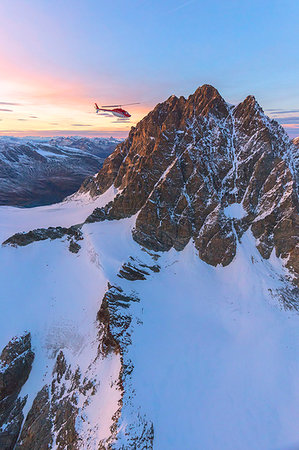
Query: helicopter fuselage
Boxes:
[{"xmin": 98, "ymin": 107, "xmax": 131, "ymax": 118}]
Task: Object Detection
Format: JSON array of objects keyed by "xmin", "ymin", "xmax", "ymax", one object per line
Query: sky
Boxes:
[{"xmin": 0, "ymin": 0, "xmax": 298, "ymax": 138}]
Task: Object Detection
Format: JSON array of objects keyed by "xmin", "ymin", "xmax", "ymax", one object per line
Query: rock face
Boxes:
[
  {"xmin": 3, "ymin": 225, "xmax": 83, "ymax": 253},
  {"xmin": 15, "ymin": 346, "xmax": 118, "ymax": 449},
  {"xmin": 16, "ymin": 351, "xmax": 81, "ymax": 450},
  {"xmin": 0, "ymin": 136, "xmax": 120, "ymax": 207},
  {"xmin": 0, "ymin": 333, "xmax": 34, "ymax": 450},
  {"xmin": 96, "ymin": 283, "xmax": 154, "ymax": 449},
  {"xmin": 82, "ymin": 85, "xmax": 299, "ymax": 284}
]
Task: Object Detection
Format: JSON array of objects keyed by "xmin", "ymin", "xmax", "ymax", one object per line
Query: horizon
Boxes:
[
  {"xmin": 0, "ymin": 0, "xmax": 298, "ymax": 139},
  {"xmin": 0, "ymin": 87, "xmax": 298, "ymax": 141}
]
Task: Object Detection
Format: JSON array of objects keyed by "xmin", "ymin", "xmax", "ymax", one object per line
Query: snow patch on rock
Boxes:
[{"xmin": 224, "ymin": 202, "xmax": 246, "ymax": 219}]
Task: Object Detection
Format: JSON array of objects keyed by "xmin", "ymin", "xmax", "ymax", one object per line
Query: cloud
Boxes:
[
  {"xmin": 282, "ymin": 124, "xmax": 299, "ymax": 128},
  {"xmin": 274, "ymin": 117, "xmax": 299, "ymax": 124},
  {"xmin": 111, "ymin": 118, "xmax": 131, "ymax": 123},
  {"xmin": 281, "ymin": 124, "xmax": 299, "ymax": 139},
  {"xmin": 29, "ymin": 115, "xmax": 38, "ymax": 118},
  {"xmin": 71, "ymin": 123, "xmax": 92, "ymax": 127},
  {"xmin": 0, "ymin": 101, "xmax": 20, "ymax": 106},
  {"xmin": 267, "ymin": 109, "xmax": 299, "ymax": 114},
  {"xmin": 17, "ymin": 118, "xmax": 28, "ymax": 121},
  {"xmin": 49, "ymin": 122, "xmax": 59, "ymax": 125},
  {"xmin": 0, "ymin": 108, "xmax": 13, "ymax": 112},
  {"xmin": 112, "ymin": 121, "xmax": 132, "ymax": 124}
]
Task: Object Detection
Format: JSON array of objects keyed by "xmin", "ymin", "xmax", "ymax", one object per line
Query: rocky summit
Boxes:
[{"xmin": 83, "ymin": 85, "xmax": 299, "ymax": 285}]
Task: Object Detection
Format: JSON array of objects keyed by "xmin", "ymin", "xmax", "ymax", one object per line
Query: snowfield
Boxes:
[
  {"xmin": 0, "ymin": 185, "xmax": 118, "ymax": 243},
  {"xmin": 0, "ymin": 191, "xmax": 299, "ymax": 449}
]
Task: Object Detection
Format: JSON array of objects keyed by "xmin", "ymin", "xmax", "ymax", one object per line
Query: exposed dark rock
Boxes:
[
  {"xmin": 85, "ymin": 201, "xmax": 124, "ymax": 223},
  {"xmin": 97, "ymin": 297, "xmax": 121, "ymax": 356},
  {"xmin": 0, "ymin": 333, "xmax": 34, "ymax": 449},
  {"xmin": 0, "ymin": 334, "xmax": 34, "ymax": 400},
  {"xmin": 97, "ymin": 285, "xmax": 140, "ymax": 356},
  {"xmin": 118, "ymin": 262, "xmax": 149, "ymax": 280},
  {"xmin": 68, "ymin": 239, "xmax": 81, "ymax": 254},
  {"xmin": 51, "ymin": 352, "xmax": 80, "ymax": 450},
  {"xmin": 3, "ymin": 225, "xmax": 83, "ymax": 254},
  {"xmin": 0, "ymin": 397, "xmax": 27, "ymax": 450},
  {"xmin": 16, "ymin": 386, "xmax": 52, "ymax": 450},
  {"xmin": 96, "ymin": 283, "xmax": 156, "ymax": 448},
  {"xmin": 16, "ymin": 351, "xmax": 92, "ymax": 449},
  {"xmin": 117, "ymin": 259, "xmax": 160, "ymax": 281}
]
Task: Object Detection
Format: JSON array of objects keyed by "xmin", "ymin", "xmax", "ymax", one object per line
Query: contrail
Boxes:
[{"xmin": 169, "ymin": 0, "xmax": 196, "ymax": 13}]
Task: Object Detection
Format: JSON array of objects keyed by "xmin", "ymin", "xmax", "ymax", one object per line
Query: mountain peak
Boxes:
[
  {"xmin": 293, "ymin": 136, "xmax": 299, "ymax": 148},
  {"xmin": 193, "ymin": 83, "xmax": 222, "ymax": 99},
  {"xmin": 186, "ymin": 84, "xmax": 228, "ymax": 118},
  {"xmin": 234, "ymin": 94, "xmax": 263, "ymax": 116},
  {"xmin": 82, "ymin": 86, "xmax": 298, "ymax": 285},
  {"xmin": 243, "ymin": 94, "xmax": 257, "ymax": 104},
  {"xmin": 233, "ymin": 94, "xmax": 266, "ymax": 137},
  {"xmin": 166, "ymin": 94, "xmax": 178, "ymax": 102}
]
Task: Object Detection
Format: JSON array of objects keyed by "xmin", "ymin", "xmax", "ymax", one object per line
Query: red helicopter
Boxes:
[{"xmin": 94, "ymin": 102, "xmax": 139, "ymax": 118}]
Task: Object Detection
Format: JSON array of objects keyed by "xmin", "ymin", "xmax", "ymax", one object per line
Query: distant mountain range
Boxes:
[{"xmin": 0, "ymin": 136, "xmax": 120, "ymax": 207}]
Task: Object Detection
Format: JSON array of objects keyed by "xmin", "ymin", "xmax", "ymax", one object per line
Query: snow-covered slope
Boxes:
[
  {"xmin": 0, "ymin": 191, "xmax": 122, "ymax": 449},
  {"xmin": 0, "ymin": 136, "xmax": 120, "ymax": 207},
  {"xmin": 0, "ymin": 86, "xmax": 298, "ymax": 449},
  {"xmin": 0, "ymin": 194, "xmax": 298, "ymax": 449}
]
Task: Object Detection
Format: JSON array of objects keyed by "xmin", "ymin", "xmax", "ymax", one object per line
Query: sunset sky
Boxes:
[{"xmin": 0, "ymin": 0, "xmax": 298, "ymax": 138}]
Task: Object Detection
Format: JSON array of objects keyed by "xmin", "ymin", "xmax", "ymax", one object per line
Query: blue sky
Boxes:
[{"xmin": 0, "ymin": 0, "xmax": 298, "ymax": 137}]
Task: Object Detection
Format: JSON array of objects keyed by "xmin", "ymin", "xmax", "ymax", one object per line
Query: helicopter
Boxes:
[{"xmin": 94, "ymin": 102, "xmax": 139, "ymax": 118}]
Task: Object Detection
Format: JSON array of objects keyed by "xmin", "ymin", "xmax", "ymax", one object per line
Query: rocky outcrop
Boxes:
[
  {"xmin": 118, "ymin": 258, "xmax": 160, "ymax": 281},
  {"xmin": 0, "ymin": 333, "xmax": 34, "ymax": 450},
  {"xmin": 15, "ymin": 386, "xmax": 52, "ymax": 450},
  {"xmin": 3, "ymin": 225, "xmax": 83, "ymax": 253},
  {"xmin": 16, "ymin": 350, "xmax": 98, "ymax": 449},
  {"xmin": 97, "ymin": 285, "xmax": 140, "ymax": 355},
  {"xmin": 82, "ymin": 85, "xmax": 298, "ymax": 284},
  {"xmin": 96, "ymin": 283, "xmax": 154, "ymax": 449}
]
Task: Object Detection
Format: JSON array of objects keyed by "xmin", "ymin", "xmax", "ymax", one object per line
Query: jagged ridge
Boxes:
[{"xmin": 82, "ymin": 85, "xmax": 299, "ymax": 284}]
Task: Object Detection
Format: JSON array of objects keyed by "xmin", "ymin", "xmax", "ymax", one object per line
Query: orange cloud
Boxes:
[
  {"xmin": 282, "ymin": 124, "xmax": 299, "ymax": 129},
  {"xmin": 0, "ymin": 61, "xmax": 152, "ymax": 136}
]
